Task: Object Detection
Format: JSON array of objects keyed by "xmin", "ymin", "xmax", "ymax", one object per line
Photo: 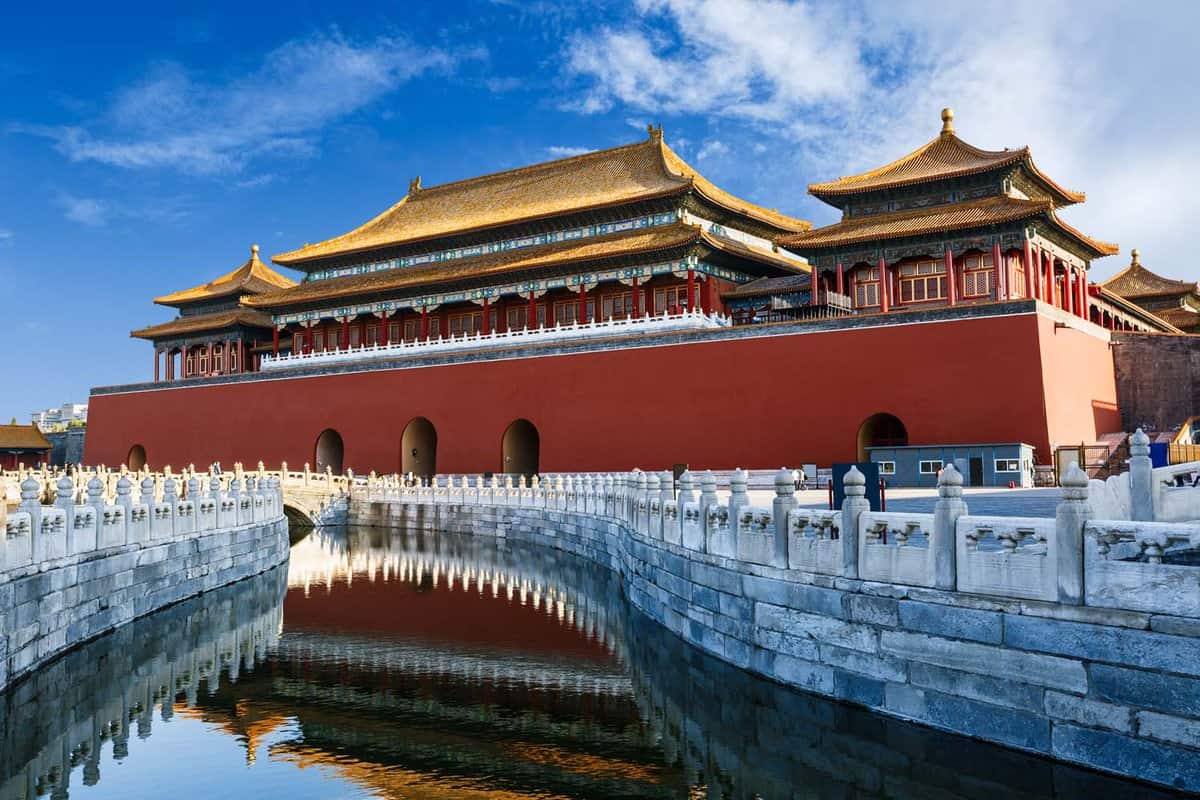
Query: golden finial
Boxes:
[
  {"xmin": 409, "ymin": 176, "xmax": 422, "ymax": 194},
  {"xmin": 251, "ymin": 244, "xmax": 259, "ymax": 258},
  {"xmin": 940, "ymin": 107, "xmax": 955, "ymax": 135},
  {"xmin": 1131, "ymin": 248, "xmax": 1140, "ymax": 265}
]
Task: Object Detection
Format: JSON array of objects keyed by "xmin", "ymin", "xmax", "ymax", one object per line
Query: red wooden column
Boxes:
[
  {"xmin": 181, "ymin": 344, "xmax": 189, "ymax": 377},
  {"xmin": 527, "ymin": 291, "xmax": 537, "ymax": 330},
  {"xmin": 878, "ymin": 258, "xmax": 890, "ymax": 313},
  {"xmin": 481, "ymin": 297, "xmax": 491, "ymax": 333},
  {"xmin": 631, "ymin": 277, "xmax": 641, "ymax": 317},
  {"xmin": 835, "ymin": 263, "xmax": 844, "ymax": 296},
  {"xmin": 991, "ymin": 243, "xmax": 1004, "ymax": 300},
  {"xmin": 945, "ymin": 248, "xmax": 957, "ymax": 306},
  {"xmin": 341, "ymin": 316, "xmax": 350, "ymax": 350},
  {"xmin": 421, "ymin": 307, "xmax": 430, "ymax": 341},
  {"xmin": 1078, "ymin": 269, "xmax": 1088, "ymax": 318},
  {"xmin": 272, "ymin": 326, "xmax": 280, "ymax": 356},
  {"xmin": 154, "ymin": 350, "xmax": 160, "ymax": 382},
  {"xmin": 686, "ymin": 268, "xmax": 696, "ymax": 313},
  {"xmin": 578, "ymin": 283, "xmax": 587, "ymax": 323},
  {"xmin": 811, "ymin": 265, "xmax": 820, "ymax": 306},
  {"xmin": 1023, "ymin": 240, "xmax": 1035, "ymax": 300},
  {"xmin": 305, "ymin": 321, "xmax": 313, "ymax": 353},
  {"xmin": 1044, "ymin": 251, "xmax": 1055, "ymax": 305},
  {"xmin": 1065, "ymin": 269, "xmax": 1076, "ymax": 315},
  {"xmin": 380, "ymin": 312, "xmax": 389, "ymax": 346}
]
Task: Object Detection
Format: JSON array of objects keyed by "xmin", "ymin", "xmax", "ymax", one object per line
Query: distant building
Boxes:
[
  {"xmin": 31, "ymin": 402, "xmax": 88, "ymax": 431},
  {"xmin": 0, "ymin": 422, "xmax": 51, "ymax": 469},
  {"xmin": 1101, "ymin": 250, "xmax": 1200, "ymax": 333}
]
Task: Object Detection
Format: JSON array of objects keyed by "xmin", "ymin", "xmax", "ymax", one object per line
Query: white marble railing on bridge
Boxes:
[
  {"xmin": 1087, "ymin": 427, "xmax": 1200, "ymax": 523},
  {"xmin": 259, "ymin": 308, "xmax": 731, "ymax": 372},
  {"xmin": 0, "ymin": 467, "xmax": 284, "ymax": 577},
  {"xmin": 354, "ymin": 462, "xmax": 1200, "ymax": 619}
]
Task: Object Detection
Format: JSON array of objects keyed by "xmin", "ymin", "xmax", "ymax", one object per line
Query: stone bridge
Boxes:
[{"xmin": 348, "ymin": 453, "xmax": 1200, "ymax": 793}]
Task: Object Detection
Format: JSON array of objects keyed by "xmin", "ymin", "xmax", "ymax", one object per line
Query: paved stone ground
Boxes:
[{"xmin": 734, "ymin": 487, "xmax": 1061, "ymax": 518}]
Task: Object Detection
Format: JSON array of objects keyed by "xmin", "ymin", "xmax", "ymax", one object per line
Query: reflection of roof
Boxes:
[
  {"xmin": 130, "ymin": 308, "xmax": 275, "ymax": 340},
  {"xmin": 723, "ymin": 273, "xmax": 811, "ymax": 298},
  {"xmin": 154, "ymin": 245, "xmax": 296, "ymax": 307},
  {"xmin": 780, "ymin": 195, "xmax": 1118, "ymax": 257},
  {"xmin": 809, "ymin": 110, "xmax": 1084, "ymax": 206},
  {"xmin": 1101, "ymin": 252, "xmax": 1199, "ymax": 298},
  {"xmin": 251, "ymin": 224, "xmax": 804, "ymax": 309},
  {"xmin": 272, "ymin": 132, "xmax": 809, "ymax": 265},
  {"xmin": 0, "ymin": 423, "xmax": 51, "ymax": 450}
]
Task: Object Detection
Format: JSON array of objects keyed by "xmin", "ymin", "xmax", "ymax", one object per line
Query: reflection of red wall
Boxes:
[
  {"xmin": 85, "ymin": 309, "xmax": 1121, "ymax": 471},
  {"xmin": 284, "ymin": 581, "xmax": 612, "ymax": 662}
]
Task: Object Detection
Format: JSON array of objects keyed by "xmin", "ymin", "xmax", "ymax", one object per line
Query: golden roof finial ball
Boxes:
[
  {"xmin": 1131, "ymin": 248, "xmax": 1140, "ymax": 265},
  {"xmin": 941, "ymin": 107, "xmax": 955, "ymax": 135},
  {"xmin": 251, "ymin": 244, "xmax": 260, "ymax": 257}
]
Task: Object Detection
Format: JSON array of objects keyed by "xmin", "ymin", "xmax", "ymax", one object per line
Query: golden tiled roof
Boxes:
[
  {"xmin": 779, "ymin": 195, "xmax": 1118, "ymax": 257},
  {"xmin": 1101, "ymin": 250, "xmax": 1199, "ymax": 298},
  {"xmin": 155, "ymin": 245, "xmax": 296, "ymax": 307},
  {"xmin": 1093, "ymin": 286, "xmax": 1184, "ymax": 333},
  {"xmin": 272, "ymin": 131, "xmax": 810, "ymax": 266},
  {"xmin": 130, "ymin": 308, "xmax": 276, "ymax": 340},
  {"xmin": 722, "ymin": 273, "xmax": 811, "ymax": 298},
  {"xmin": 809, "ymin": 109, "xmax": 1085, "ymax": 205},
  {"xmin": 0, "ymin": 424, "xmax": 51, "ymax": 450},
  {"xmin": 252, "ymin": 224, "xmax": 706, "ymax": 308},
  {"xmin": 1152, "ymin": 305, "xmax": 1200, "ymax": 332}
]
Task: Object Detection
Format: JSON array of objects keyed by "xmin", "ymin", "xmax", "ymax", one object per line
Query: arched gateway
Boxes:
[
  {"xmin": 314, "ymin": 429, "xmax": 344, "ymax": 474},
  {"xmin": 401, "ymin": 417, "xmax": 437, "ymax": 477},
  {"xmin": 501, "ymin": 419, "xmax": 539, "ymax": 477},
  {"xmin": 856, "ymin": 413, "xmax": 908, "ymax": 462},
  {"xmin": 126, "ymin": 444, "xmax": 147, "ymax": 471}
]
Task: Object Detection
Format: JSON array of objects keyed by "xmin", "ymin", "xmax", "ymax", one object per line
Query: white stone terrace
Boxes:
[{"xmin": 259, "ymin": 308, "xmax": 729, "ymax": 371}]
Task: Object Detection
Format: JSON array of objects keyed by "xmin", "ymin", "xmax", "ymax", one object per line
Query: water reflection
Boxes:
[{"xmin": 0, "ymin": 525, "xmax": 1181, "ymax": 799}]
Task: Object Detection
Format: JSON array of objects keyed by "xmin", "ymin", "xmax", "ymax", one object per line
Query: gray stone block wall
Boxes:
[
  {"xmin": 354, "ymin": 500, "xmax": 1200, "ymax": 793},
  {"xmin": 0, "ymin": 516, "xmax": 288, "ymax": 694}
]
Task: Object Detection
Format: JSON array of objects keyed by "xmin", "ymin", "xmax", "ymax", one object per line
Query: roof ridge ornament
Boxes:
[
  {"xmin": 409, "ymin": 176, "xmax": 422, "ymax": 194},
  {"xmin": 940, "ymin": 107, "xmax": 955, "ymax": 136},
  {"xmin": 647, "ymin": 123, "xmax": 663, "ymax": 142},
  {"xmin": 1131, "ymin": 248, "xmax": 1140, "ymax": 266},
  {"xmin": 251, "ymin": 244, "xmax": 260, "ymax": 259}
]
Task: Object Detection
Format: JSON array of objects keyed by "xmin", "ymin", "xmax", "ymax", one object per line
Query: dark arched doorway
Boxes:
[
  {"xmin": 401, "ymin": 417, "xmax": 437, "ymax": 477},
  {"xmin": 501, "ymin": 419, "xmax": 539, "ymax": 477},
  {"xmin": 127, "ymin": 444, "xmax": 147, "ymax": 471},
  {"xmin": 856, "ymin": 413, "xmax": 908, "ymax": 462},
  {"xmin": 314, "ymin": 428, "xmax": 344, "ymax": 474}
]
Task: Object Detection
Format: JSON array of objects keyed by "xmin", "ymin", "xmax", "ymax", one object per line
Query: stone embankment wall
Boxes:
[
  {"xmin": 1, "ymin": 469, "xmax": 289, "ymax": 693},
  {"xmin": 351, "ymin": 479, "xmax": 1200, "ymax": 793}
]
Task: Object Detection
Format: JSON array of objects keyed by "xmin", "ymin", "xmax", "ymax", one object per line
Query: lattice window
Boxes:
[
  {"xmin": 854, "ymin": 266, "xmax": 880, "ymax": 308},
  {"xmin": 506, "ymin": 305, "xmax": 547, "ymax": 330},
  {"xmin": 962, "ymin": 254, "xmax": 994, "ymax": 298},
  {"xmin": 450, "ymin": 312, "xmax": 483, "ymax": 336},
  {"xmin": 602, "ymin": 292, "xmax": 634, "ymax": 319},
  {"xmin": 1009, "ymin": 255, "xmax": 1027, "ymax": 298},
  {"xmin": 898, "ymin": 260, "xmax": 946, "ymax": 303}
]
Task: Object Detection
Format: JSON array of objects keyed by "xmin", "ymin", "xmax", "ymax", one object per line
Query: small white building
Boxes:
[{"xmin": 31, "ymin": 402, "xmax": 88, "ymax": 431}]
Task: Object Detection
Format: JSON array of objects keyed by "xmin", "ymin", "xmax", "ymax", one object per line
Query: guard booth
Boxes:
[{"xmin": 832, "ymin": 462, "xmax": 882, "ymax": 511}]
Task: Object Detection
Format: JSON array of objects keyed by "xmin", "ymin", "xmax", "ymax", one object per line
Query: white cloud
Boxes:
[
  {"xmin": 696, "ymin": 139, "xmax": 729, "ymax": 161},
  {"xmin": 58, "ymin": 194, "xmax": 107, "ymax": 227},
  {"xmin": 545, "ymin": 145, "xmax": 593, "ymax": 158},
  {"xmin": 19, "ymin": 31, "xmax": 459, "ymax": 176},
  {"xmin": 564, "ymin": 0, "xmax": 1200, "ymax": 280},
  {"xmin": 0, "ymin": 229, "xmax": 12, "ymax": 245}
]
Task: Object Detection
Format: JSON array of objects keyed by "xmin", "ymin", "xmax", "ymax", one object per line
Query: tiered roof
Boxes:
[
  {"xmin": 780, "ymin": 196, "xmax": 1118, "ymax": 257},
  {"xmin": 131, "ymin": 308, "xmax": 276, "ymax": 340},
  {"xmin": 250, "ymin": 222, "xmax": 804, "ymax": 309},
  {"xmin": 272, "ymin": 128, "xmax": 810, "ymax": 267},
  {"xmin": 808, "ymin": 108, "xmax": 1084, "ymax": 206},
  {"xmin": 155, "ymin": 245, "xmax": 295, "ymax": 307},
  {"xmin": 1101, "ymin": 250, "xmax": 1199, "ymax": 298}
]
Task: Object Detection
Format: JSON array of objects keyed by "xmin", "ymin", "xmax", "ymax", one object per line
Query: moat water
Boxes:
[{"xmin": 0, "ymin": 525, "xmax": 1184, "ymax": 799}]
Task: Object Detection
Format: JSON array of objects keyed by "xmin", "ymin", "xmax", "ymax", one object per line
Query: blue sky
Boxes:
[{"xmin": 2, "ymin": 0, "xmax": 1197, "ymax": 422}]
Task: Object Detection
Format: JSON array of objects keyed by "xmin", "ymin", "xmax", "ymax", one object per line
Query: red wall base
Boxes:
[{"xmin": 85, "ymin": 310, "xmax": 1122, "ymax": 474}]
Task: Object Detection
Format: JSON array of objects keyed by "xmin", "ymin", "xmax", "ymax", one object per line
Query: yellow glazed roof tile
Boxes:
[
  {"xmin": 130, "ymin": 308, "xmax": 276, "ymax": 340},
  {"xmin": 155, "ymin": 245, "xmax": 296, "ymax": 307}
]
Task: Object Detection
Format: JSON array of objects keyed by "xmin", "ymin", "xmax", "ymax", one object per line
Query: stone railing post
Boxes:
[
  {"xmin": 187, "ymin": 474, "xmax": 201, "ymax": 503},
  {"xmin": 55, "ymin": 474, "xmax": 76, "ymax": 532},
  {"xmin": 646, "ymin": 471, "xmax": 661, "ymax": 537},
  {"xmin": 1055, "ymin": 463, "xmax": 1090, "ymax": 605},
  {"xmin": 728, "ymin": 468, "xmax": 749, "ymax": 550},
  {"xmin": 933, "ymin": 463, "xmax": 966, "ymax": 590},
  {"xmin": 18, "ymin": 476, "xmax": 42, "ymax": 534},
  {"xmin": 772, "ymin": 468, "xmax": 796, "ymax": 568},
  {"xmin": 659, "ymin": 469, "xmax": 673, "ymax": 510},
  {"xmin": 140, "ymin": 476, "xmax": 156, "ymax": 508},
  {"xmin": 840, "ymin": 466, "xmax": 868, "ymax": 579},
  {"xmin": 88, "ymin": 476, "xmax": 107, "ymax": 520},
  {"xmin": 115, "ymin": 475, "xmax": 133, "ymax": 510},
  {"xmin": 1129, "ymin": 428, "xmax": 1153, "ymax": 521},
  {"xmin": 699, "ymin": 470, "xmax": 717, "ymax": 554}
]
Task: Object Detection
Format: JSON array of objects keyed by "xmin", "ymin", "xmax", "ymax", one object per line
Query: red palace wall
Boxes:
[{"xmin": 85, "ymin": 309, "xmax": 1121, "ymax": 474}]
